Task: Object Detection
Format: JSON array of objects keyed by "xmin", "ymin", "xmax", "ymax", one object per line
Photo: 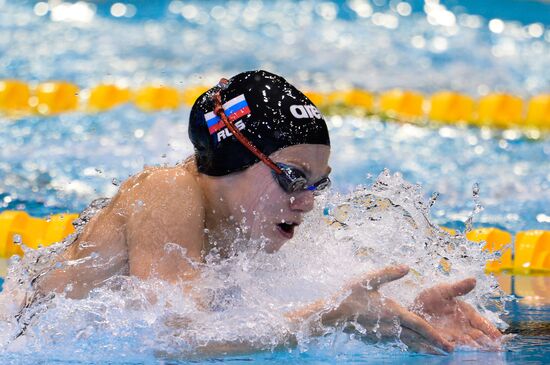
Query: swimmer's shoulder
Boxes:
[
  {"xmin": 120, "ymin": 158, "xmax": 207, "ymax": 269},
  {"xmin": 114, "ymin": 158, "xmax": 205, "ymax": 218}
]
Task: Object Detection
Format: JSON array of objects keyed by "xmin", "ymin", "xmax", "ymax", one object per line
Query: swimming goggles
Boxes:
[
  {"xmin": 212, "ymin": 79, "xmax": 331, "ymax": 194},
  {"xmin": 273, "ymin": 162, "xmax": 331, "ymax": 194}
]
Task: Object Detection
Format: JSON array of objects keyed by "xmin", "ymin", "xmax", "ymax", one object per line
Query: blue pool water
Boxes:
[{"xmin": 0, "ymin": 0, "xmax": 549, "ymax": 363}]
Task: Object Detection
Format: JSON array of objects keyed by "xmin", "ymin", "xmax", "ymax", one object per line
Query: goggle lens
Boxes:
[{"xmin": 272, "ymin": 163, "xmax": 331, "ymax": 194}]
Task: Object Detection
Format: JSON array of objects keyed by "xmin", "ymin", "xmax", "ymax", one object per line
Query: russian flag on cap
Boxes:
[{"xmin": 205, "ymin": 94, "xmax": 251, "ymax": 135}]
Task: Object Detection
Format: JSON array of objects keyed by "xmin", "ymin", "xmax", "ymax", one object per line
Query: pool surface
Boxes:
[{"xmin": 0, "ymin": 0, "xmax": 549, "ymax": 363}]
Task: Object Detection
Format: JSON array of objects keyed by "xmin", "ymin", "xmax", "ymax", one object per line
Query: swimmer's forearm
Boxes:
[
  {"xmin": 284, "ymin": 297, "xmax": 347, "ymax": 335},
  {"xmin": 164, "ymin": 296, "xmax": 341, "ymax": 358}
]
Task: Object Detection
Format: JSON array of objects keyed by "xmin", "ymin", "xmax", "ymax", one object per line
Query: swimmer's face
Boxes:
[{"xmin": 223, "ymin": 144, "xmax": 331, "ymax": 253}]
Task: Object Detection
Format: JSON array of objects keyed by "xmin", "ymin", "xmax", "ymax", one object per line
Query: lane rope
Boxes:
[{"xmin": 0, "ymin": 80, "xmax": 548, "ymax": 130}]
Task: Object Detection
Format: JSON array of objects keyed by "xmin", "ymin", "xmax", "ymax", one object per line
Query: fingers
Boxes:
[
  {"xmin": 400, "ymin": 327, "xmax": 447, "ymax": 355},
  {"xmin": 399, "ymin": 310, "xmax": 454, "ymax": 353},
  {"xmin": 354, "ymin": 325, "xmax": 443, "ymax": 355},
  {"xmin": 461, "ymin": 302, "xmax": 502, "ymax": 340},
  {"xmin": 360, "ymin": 265, "xmax": 410, "ymax": 290},
  {"xmin": 453, "ymin": 334, "xmax": 480, "ymax": 349},
  {"xmin": 467, "ymin": 328, "xmax": 500, "ymax": 350},
  {"xmin": 451, "ymin": 329, "xmax": 502, "ymax": 351},
  {"xmin": 438, "ymin": 278, "xmax": 477, "ymax": 299},
  {"xmin": 471, "ymin": 315, "xmax": 502, "ymax": 340}
]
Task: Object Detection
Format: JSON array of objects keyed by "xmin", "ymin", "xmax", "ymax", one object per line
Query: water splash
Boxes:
[
  {"xmin": 0, "ymin": 171, "xmax": 508, "ymax": 361},
  {"xmin": 465, "ymin": 182, "xmax": 485, "ymax": 233}
]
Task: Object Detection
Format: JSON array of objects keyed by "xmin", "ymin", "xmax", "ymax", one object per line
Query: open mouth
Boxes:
[{"xmin": 276, "ymin": 222, "xmax": 298, "ymax": 239}]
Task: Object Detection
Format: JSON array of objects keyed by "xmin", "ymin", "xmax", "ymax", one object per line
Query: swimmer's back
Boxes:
[{"xmin": 39, "ymin": 161, "xmax": 206, "ymax": 298}]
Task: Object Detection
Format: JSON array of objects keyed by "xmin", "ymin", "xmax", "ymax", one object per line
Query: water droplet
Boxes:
[
  {"xmin": 464, "ymin": 184, "xmax": 484, "ymax": 233},
  {"xmin": 428, "ymin": 191, "xmax": 439, "ymax": 207},
  {"xmin": 438, "ymin": 257, "xmax": 452, "ymax": 274},
  {"xmin": 472, "ymin": 182, "xmax": 480, "ymax": 198},
  {"xmin": 112, "ymin": 178, "xmax": 120, "ymax": 186},
  {"xmin": 12, "ymin": 234, "xmax": 22, "ymax": 245}
]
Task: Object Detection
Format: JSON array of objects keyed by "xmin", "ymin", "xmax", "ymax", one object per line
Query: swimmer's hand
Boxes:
[
  {"xmin": 411, "ymin": 278, "xmax": 502, "ymax": 350},
  {"xmin": 291, "ymin": 265, "xmax": 454, "ymax": 354}
]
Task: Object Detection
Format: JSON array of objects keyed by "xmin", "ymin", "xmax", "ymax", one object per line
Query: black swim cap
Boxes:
[{"xmin": 188, "ymin": 70, "xmax": 330, "ymax": 176}]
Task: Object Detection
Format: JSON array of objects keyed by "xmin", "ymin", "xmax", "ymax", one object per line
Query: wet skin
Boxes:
[
  {"xmin": 37, "ymin": 144, "xmax": 332, "ymax": 294},
  {"xmin": 35, "ymin": 144, "xmax": 501, "ymax": 354}
]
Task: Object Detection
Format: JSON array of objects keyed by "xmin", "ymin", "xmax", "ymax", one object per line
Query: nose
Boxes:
[{"xmin": 289, "ymin": 190, "xmax": 315, "ymax": 212}]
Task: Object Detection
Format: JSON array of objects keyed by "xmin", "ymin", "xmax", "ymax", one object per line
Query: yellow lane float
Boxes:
[
  {"xmin": 0, "ymin": 80, "xmax": 31, "ymax": 114},
  {"xmin": 0, "ymin": 211, "xmax": 78, "ymax": 257},
  {"xmin": 134, "ymin": 85, "xmax": 181, "ymax": 111},
  {"xmin": 379, "ymin": 89, "xmax": 424, "ymax": 119},
  {"xmin": 429, "ymin": 91, "xmax": 475, "ymax": 123},
  {"xmin": 1, "ymin": 79, "xmax": 549, "ymax": 131},
  {"xmin": 477, "ymin": 93, "xmax": 524, "ymax": 128},
  {"xmin": 465, "ymin": 227, "xmax": 513, "ymax": 273},
  {"xmin": 88, "ymin": 84, "xmax": 132, "ymax": 111},
  {"xmin": 514, "ymin": 230, "xmax": 550, "ymax": 274},
  {"xmin": 327, "ymin": 89, "xmax": 374, "ymax": 114},
  {"xmin": 304, "ymin": 91, "xmax": 328, "ymax": 108},
  {"xmin": 33, "ymin": 81, "xmax": 80, "ymax": 115},
  {"xmin": 526, "ymin": 94, "xmax": 550, "ymax": 128},
  {"xmin": 181, "ymin": 85, "xmax": 209, "ymax": 106}
]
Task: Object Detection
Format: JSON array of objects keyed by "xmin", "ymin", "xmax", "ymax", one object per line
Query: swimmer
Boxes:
[{"xmin": 32, "ymin": 70, "xmax": 501, "ymax": 355}]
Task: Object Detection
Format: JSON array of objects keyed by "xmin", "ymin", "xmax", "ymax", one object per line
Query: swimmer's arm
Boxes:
[
  {"xmin": 163, "ymin": 267, "xmax": 452, "ymax": 357},
  {"xmin": 410, "ymin": 278, "xmax": 502, "ymax": 348},
  {"xmin": 159, "ymin": 311, "xmax": 297, "ymax": 358},
  {"xmin": 284, "ymin": 266, "xmax": 454, "ymax": 354},
  {"xmin": 35, "ymin": 167, "xmax": 203, "ymax": 298},
  {"xmin": 124, "ymin": 168, "xmax": 205, "ymax": 283},
  {"xmin": 162, "ymin": 269, "xmax": 448, "ymax": 357},
  {"xmin": 34, "ymin": 198, "xmax": 128, "ymax": 299},
  {"xmin": 283, "ymin": 291, "xmax": 350, "ymax": 336},
  {"xmin": 282, "ymin": 269, "xmax": 398, "ymax": 332}
]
